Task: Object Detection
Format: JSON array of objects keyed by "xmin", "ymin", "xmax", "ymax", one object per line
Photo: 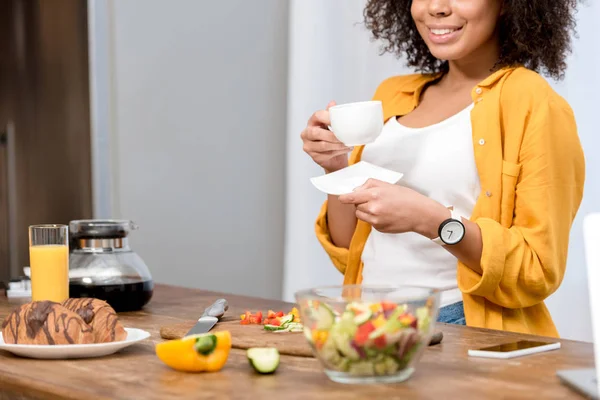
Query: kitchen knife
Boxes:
[{"xmin": 185, "ymin": 298, "xmax": 229, "ymax": 337}]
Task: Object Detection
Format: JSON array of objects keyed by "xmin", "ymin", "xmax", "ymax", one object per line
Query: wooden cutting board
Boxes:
[
  {"xmin": 160, "ymin": 320, "xmax": 314, "ymax": 357},
  {"xmin": 160, "ymin": 320, "xmax": 444, "ymax": 358}
]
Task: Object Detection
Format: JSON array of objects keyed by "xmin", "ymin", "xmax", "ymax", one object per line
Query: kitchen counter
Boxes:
[{"xmin": 0, "ymin": 284, "xmax": 594, "ymax": 399}]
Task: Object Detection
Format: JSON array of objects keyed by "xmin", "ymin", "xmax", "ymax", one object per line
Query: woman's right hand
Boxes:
[{"xmin": 301, "ymin": 101, "xmax": 353, "ymax": 173}]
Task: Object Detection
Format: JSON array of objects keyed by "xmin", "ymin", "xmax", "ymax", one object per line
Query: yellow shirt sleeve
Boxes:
[
  {"xmin": 458, "ymin": 92, "xmax": 586, "ymax": 309},
  {"xmin": 314, "ymin": 147, "xmax": 364, "ymax": 275}
]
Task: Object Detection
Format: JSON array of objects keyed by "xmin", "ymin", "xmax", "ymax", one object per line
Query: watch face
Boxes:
[{"xmin": 440, "ymin": 220, "xmax": 465, "ymax": 245}]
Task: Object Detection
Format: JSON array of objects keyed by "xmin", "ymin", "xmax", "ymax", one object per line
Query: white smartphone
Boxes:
[{"xmin": 468, "ymin": 340, "xmax": 561, "ymax": 359}]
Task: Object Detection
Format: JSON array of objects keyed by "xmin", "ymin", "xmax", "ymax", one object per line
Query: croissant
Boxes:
[
  {"xmin": 1, "ymin": 301, "xmax": 94, "ymax": 345},
  {"xmin": 62, "ymin": 298, "xmax": 127, "ymax": 343}
]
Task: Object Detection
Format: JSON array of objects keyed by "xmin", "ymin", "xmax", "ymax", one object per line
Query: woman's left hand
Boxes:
[{"xmin": 338, "ymin": 179, "xmax": 449, "ymax": 237}]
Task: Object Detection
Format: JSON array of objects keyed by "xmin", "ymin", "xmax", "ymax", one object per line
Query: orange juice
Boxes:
[{"xmin": 29, "ymin": 244, "xmax": 69, "ymax": 302}]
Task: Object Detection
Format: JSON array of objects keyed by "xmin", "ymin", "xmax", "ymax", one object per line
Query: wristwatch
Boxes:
[{"xmin": 432, "ymin": 208, "xmax": 465, "ymax": 246}]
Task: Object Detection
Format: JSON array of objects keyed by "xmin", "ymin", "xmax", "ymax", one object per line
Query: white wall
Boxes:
[
  {"xmin": 283, "ymin": 0, "xmax": 412, "ymax": 302},
  {"xmin": 89, "ymin": 0, "xmax": 289, "ymax": 300}
]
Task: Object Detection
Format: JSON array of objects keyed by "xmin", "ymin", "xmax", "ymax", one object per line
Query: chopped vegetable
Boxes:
[
  {"xmin": 247, "ymin": 347, "xmax": 280, "ymax": 374},
  {"xmin": 240, "ymin": 311, "xmax": 263, "ymax": 325},
  {"xmin": 266, "ymin": 310, "xmax": 284, "ymax": 319},
  {"xmin": 155, "ymin": 331, "xmax": 232, "ymax": 372},
  {"xmin": 303, "ymin": 300, "xmax": 433, "ymax": 377},
  {"xmin": 239, "ymin": 307, "xmax": 304, "ymax": 332},
  {"xmin": 309, "ymin": 303, "xmax": 335, "ymax": 330},
  {"xmin": 290, "ymin": 307, "xmax": 301, "ymax": 323}
]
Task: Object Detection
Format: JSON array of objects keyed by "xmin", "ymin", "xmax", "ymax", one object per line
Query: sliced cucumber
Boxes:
[
  {"xmin": 337, "ymin": 313, "xmax": 358, "ymax": 336},
  {"xmin": 320, "ymin": 336, "xmax": 342, "ymax": 366},
  {"xmin": 348, "ymin": 360, "xmax": 375, "ymax": 376},
  {"xmin": 384, "ymin": 356, "xmax": 400, "ymax": 374},
  {"xmin": 286, "ymin": 322, "xmax": 304, "ymax": 332},
  {"xmin": 374, "ymin": 360, "xmax": 388, "ymax": 376},
  {"xmin": 368, "ymin": 325, "xmax": 387, "ymax": 341},
  {"xmin": 368, "ymin": 306, "xmax": 408, "ymax": 340},
  {"xmin": 416, "ymin": 306, "xmax": 431, "ymax": 333},
  {"xmin": 247, "ymin": 348, "xmax": 280, "ymax": 374},
  {"xmin": 279, "ymin": 314, "xmax": 294, "ymax": 325},
  {"xmin": 272, "ymin": 322, "xmax": 303, "ymax": 333},
  {"xmin": 194, "ymin": 334, "xmax": 217, "ymax": 355},
  {"xmin": 353, "ymin": 309, "xmax": 372, "ymax": 325},
  {"xmin": 312, "ymin": 304, "xmax": 335, "ymax": 330},
  {"xmin": 332, "ymin": 333, "xmax": 360, "ymax": 360},
  {"xmin": 303, "ymin": 326, "xmax": 313, "ymax": 342},
  {"xmin": 264, "ymin": 324, "xmax": 284, "ymax": 331}
]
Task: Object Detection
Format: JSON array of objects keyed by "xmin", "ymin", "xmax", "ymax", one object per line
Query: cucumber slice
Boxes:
[
  {"xmin": 312, "ymin": 304, "xmax": 335, "ymax": 330},
  {"xmin": 353, "ymin": 309, "xmax": 372, "ymax": 325},
  {"xmin": 280, "ymin": 314, "xmax": 294, "ymax": 325},
  {"xmin": 368, "ymin": 325, "xmax": 387, "ymax": 341},
  {"xmin": 247, "ymin": 348, "xmax": 280, "ymax": 374},
  {"xmin": 264, "ymin": 324, "xmax": 285, "ymax": 331},
  {"xmin": 272, "ymin": 322, "xmax": 303, "ymax": 333},
  {"xmin": 194, "ymin": 334, "xmax": 217, "ymax": 355},
  {"xmin": 348, "ymin": 360, "xmax": 375, "ymax": 376},
  {"xmin": 264, "ymin": 314, "xmax": 296, "ymax": 332},
  {"xmin": 368, "ymin": 306, "xmax": 408, "ymax": 340},
  {"xmin": 332, "ymin": 333, "xmax": 360, "ymax": 360},
  {"xmin": 286, "ymin": 322, "xmax": 304, "ymax": 332},
  {"xmin": 303, "ymin": 326, "xmax": 313, "ymax": 342}
]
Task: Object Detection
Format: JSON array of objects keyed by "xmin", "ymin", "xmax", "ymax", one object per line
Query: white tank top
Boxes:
[{"xmin": 360, "ymin": 104, "xmax": 480, "ymax": 307}]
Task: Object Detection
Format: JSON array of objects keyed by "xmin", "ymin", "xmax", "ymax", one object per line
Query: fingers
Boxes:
[
  {"xmin": 301, "ymin": 125, "xmax": 344, "ymax": 144},
  {"xmin": 326, "ymin": 100, "xmax": 336, "ymax": 110},
  {"xmin": 355, "ymin": 178, "xmax": 385, "ymax": 191},
  {"xmin": 310, "ymin": 149, "xmax": 352, "ymax": 165},
  {"xmin": 356, "ymin": 202, "xmax": 377, "ymax": 215},
  {"xmin": 308, "ymin": 109, "xmax": 331, "ymax": 128},
  {"xmin": 339, "ymin": 189, "xmax": 376, "ymax": 205},
  {"xmin": 355, "ymin": 209, "xmax": 375, "ymax": 225},
  {"xmin": 303, "ymin": 137, "xmax": 351, "ymax": 154}
]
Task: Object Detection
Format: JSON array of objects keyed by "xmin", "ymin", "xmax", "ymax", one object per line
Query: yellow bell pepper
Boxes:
[
  {"xmin": 311, "ymin": 329, "xmax": 329, "ymax": 349},
  {"xmin": 290, "ymin": 307, "xmax": 301, "ymax": 323},
  {"xmin": 156, "ymin": 331, "xmax": 232, "ymax": 372},
  {"xmin": 372, "ymin": 314, "xmax": 387, "ymax": 329}
]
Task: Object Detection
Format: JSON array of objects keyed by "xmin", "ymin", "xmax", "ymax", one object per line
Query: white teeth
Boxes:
[{"xmin": 430, "ymin": 28, "xmax": 457, "ymax": 35}]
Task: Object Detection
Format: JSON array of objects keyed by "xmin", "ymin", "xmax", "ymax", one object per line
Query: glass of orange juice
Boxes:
[{"xmin": 29, "ymin": 224, "xmax": 69, "ymax": 302}]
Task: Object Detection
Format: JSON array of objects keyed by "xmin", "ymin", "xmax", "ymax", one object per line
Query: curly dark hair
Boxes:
[{"xmin": 363, "ymin": 0, "xmax": 579, "ymax": 80}]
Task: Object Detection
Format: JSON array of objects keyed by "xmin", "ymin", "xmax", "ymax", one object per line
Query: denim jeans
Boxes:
[{"xmin": 437, "ymin": 301, "xmax": 466, "ymax": 325}]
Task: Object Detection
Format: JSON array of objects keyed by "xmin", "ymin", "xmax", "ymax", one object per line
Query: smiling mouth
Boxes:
[{"xmin": 429, "ymin": 27, "xmax": 463, "ymax": 35}]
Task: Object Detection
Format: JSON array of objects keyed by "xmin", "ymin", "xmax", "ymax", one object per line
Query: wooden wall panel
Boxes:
[{"xmin": 0, "ymin": 0, "xmax": 92, "ymax": 282}]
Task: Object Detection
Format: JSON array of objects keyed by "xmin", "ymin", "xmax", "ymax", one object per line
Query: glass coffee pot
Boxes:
[{"xmin": 68, "ymin": 219, "xmax": 153, "ymax": 312}]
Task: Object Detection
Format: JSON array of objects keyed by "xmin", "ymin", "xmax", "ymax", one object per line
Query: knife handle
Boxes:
[
  {"xmin": 202, "ymin": 298, "xmax": 229, "ymax": 318},
  {"xmin": 429, "ymin": 331, "xmax": 443, "ymax": 346}
]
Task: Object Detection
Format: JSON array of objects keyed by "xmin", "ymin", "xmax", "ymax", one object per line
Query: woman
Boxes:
[{"xmin": 301, "ymin": 0, "xmax": 585, "ymax": 337}]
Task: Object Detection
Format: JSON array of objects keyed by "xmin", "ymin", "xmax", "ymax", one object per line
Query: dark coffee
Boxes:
[{"xmin": 69, "ymin": 277, "xmax": 154, "ymax": 312}]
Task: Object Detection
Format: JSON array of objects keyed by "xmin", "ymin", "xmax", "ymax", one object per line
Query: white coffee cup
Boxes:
[{"xmin": 329, "ymin": 101, "xmax": 384, "ymax": 146}]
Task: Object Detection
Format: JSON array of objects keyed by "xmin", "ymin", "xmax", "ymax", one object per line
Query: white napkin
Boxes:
[{"xmin": 310, "ymin": 161, "xmax": 404, "ymax": 195}]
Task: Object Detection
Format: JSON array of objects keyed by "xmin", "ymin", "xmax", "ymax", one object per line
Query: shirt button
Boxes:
[
  {"xmin": 486, "ymin": 191, "xmax": 492, "ymax": 197},
  {"xmin": 475, "ymin": 87, "xmax": 483, "ymax": 94},
  {"xmin": 478, "ymin": 138, "xmax": 485, "ymax": 145}
]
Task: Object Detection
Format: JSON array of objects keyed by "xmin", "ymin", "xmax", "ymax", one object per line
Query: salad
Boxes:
[
  {"xmin": 240, "ymin": 308, "xmax": 303, "ymax": 333},
  {"xmin": 302, "ymin": 300, "xmax": 432, "ymax": 376}
]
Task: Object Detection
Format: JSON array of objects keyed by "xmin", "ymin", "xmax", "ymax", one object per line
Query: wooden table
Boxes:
[{"xmin": 0, "ymin": 284, "xmax": 594, "ymax": 399}]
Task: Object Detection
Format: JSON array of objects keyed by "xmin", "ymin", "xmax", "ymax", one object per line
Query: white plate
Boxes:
[
  {"xmin": 310, "ymin": 161, "xmax": 404, "ymax": 195},
  {"xmin": 0, "ymin": 328, "xmax": 150, "ymax": 359}
]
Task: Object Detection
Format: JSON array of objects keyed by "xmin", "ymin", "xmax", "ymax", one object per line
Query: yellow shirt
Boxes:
[{"xmin": 315, "ymin": 67, "xmax": 585, "ymax": 337}]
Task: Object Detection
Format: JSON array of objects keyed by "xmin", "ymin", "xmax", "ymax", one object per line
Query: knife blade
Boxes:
[{"xmin": 185, "ymin": 298, "xmax": 229, "ymax": 337}]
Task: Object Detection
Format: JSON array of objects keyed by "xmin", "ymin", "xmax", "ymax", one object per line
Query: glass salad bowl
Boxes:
[{"xmin": 295, "ymin": 285, "xmax": 440, "ymax": 384}]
